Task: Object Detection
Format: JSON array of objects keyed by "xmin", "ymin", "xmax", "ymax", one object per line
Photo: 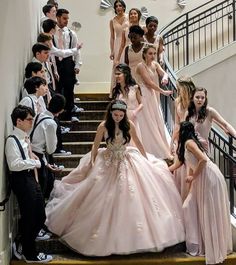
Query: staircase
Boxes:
[
  {"xmin": 54, "ymin": 94, "xmax": 108, "ymax": 176},
  {"xmin": 10, "ymin": 93, "xmax": 236, "ymax": 265}
]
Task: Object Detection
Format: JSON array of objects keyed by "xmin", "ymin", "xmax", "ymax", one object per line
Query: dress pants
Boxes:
[
  {"xmin": 56, "ymin": 56, "xmax": 76, "ymax": 120},
  {"xmin": 10, "ymin": 170, "xmax": 45, "ymax": 259}
]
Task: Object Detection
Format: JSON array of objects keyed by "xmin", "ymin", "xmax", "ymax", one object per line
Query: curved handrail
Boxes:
[
  {"xmin": 159, "ymin": 0, "xmax": 216, "ymax": 34},
  {"xmin": 159, "ymin": 0, "xmax": 236, "ymax": 70}
]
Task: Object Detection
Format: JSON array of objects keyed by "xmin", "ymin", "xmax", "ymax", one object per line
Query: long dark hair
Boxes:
[
  {"xmin": 186, "ymin": 87, "xmax": 208, "ymax": 123},
  {"xmin": 114, "ymin": 0, "xmax": 126, "ymax": 14},
  {"xmin": 105, "ymin": 99, "xmax": 131, "ymax": 144},
  {"xmin": 112, "ymin": 63, "xmax": 137, "ymax": 99},
  {"xmin": 177, "ymin": 121, "xmax": 205, "ymax": 163}
]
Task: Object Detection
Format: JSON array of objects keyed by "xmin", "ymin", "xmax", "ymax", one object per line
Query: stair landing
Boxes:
[{"xmin": 10, "ymin": 252, "xmax": 236, "ymax": 265}]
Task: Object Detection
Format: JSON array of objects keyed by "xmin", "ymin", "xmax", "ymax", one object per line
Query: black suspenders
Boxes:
[
  {"xmin": 27, "ymin": 96, "xmax": 35, "ymax": 113},
  {"xmin": 30, "ymin": 114, "xmax": 52, "ymax": 141},
  {"xmin": 52, "ymin": 29, "xmax": 73, "ymax": 50},
  {"xmin": 7, "ymin": 135, "xmax": 26, "ymax": 160}
]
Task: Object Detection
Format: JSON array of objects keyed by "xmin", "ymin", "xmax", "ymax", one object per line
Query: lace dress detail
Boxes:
[
  {"xmin": 45, "ymin": 132, "xmax": 184, "ymax": 256},
  {"xmin": 103, "ymin": 132, "xmax": 127, "ymax": 166}
]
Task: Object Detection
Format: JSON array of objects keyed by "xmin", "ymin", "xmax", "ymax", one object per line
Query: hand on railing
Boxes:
[{"xmin": 161, "ymin": 89, "xmax": 173, "ymax": 96}]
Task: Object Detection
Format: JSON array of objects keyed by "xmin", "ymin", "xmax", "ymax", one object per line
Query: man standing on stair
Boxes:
[
  {"xmin": 5, "ymin": 105, "xmax": 53, "ymax": 263},
  {"xmin": 30, "ymin": 94, "xmax": 66, "ymax": 199},
  {"xmin": 53, "ymin": 8, "xmax": 83, "ymax": 122}
]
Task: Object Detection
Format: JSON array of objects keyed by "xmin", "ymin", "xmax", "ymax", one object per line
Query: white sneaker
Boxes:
[
  {"xmin": 75, "ymin": 97, "xmax": 81, "ymax": 101},
  {"xmin": 71, "ymin": 116, "xmax": 80, "ymax": 122},
  {"xmin": 36, "ymin": 229, "xmax": 51, "ymax": 241},
  {"xmin": 13, "ymin": 241, "xmax": 22, "ymax": 260},
  {"xmin": 60, "ymin": 126, "xmax": 70, "ymax": 134},
  {"xmin": 72, "ymin": 105, "xmax": 84, "ymax": 113},
  {"xmin": 54, "ymin": 150, "xmax": 72, "ymax": 156},
  {"xmin": 22, "ymin": 252, "xmax": 53, "ymax": 263}
]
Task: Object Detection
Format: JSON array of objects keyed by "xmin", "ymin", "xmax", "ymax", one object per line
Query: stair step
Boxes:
[
  {"xmin": 56, "ymin": 168, "xmax": 74, "ymax": 178},
  {"xmin": 63, "ymin": 142, "xmax": 105, "ymax": 154},
  {"xmin": 53, "ymin": 154, "xmax": 83, "ymax": 168},
  {"xmin": 75, "ymin": 110, "xmax": 106, "ymax": 120},
  {"xmin": 62, "ymin": 131, "xmax": 96, "ymax": 142},
  {"xmin": 75, "ymin": 101, "xmax": 109, "ymax": 111},
  {"xmin": 10, "ymin": 248, "xmax": 236, "ymax": 264},
  {"xmin": 75, "ymin": 93, "xmax": 109, "ymax": 101},
  {"xmin": 61, "ymin": 120, "xmax": 102, "ymax": 131}
]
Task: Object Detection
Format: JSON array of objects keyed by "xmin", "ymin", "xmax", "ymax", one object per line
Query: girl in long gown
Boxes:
[
  {"xmin": 109, "ymin": 0, "xmax": 129, "ymax": 97},
  {"xmin": 112, "ymin": 63, "xmax": 143, "ymax": 144},
  {"xmin": 171, "ymin": 76, "xmax": 196, "ymax": 200},
  {"xmin": 116, "ymin": 8, "xmax": 142, "ymax": 65},
  {"xmin": 124, "ymin": 25, "xmax": 145, "ymax": 82},
  {"xmin": 143, "ymin": 16, "xmax": 164, "ymax": 65},
  {"xmin": 169, "ymin": 121, "xmax": 232, "ymax": 265},
  {"xmin": 186, "ymin": 87, "xmax": 236, "ymax": 150},
  {"xmin": 135, "ymin": 45, "xmax": 173, "ymax": 159},
  {"xmin": 45, "ymin": 100, "xmax": 185, "ymax": 256}
]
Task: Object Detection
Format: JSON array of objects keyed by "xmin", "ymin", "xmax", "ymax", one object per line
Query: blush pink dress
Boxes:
[
  {"xmin": 45, "ymin": 132, "xmax": 185, "ymax": 256},
  {"xmin": 189, "ymin": 109, "xmax": 213, "ymax": 152},
  {"xmin": 110, "ymin": 16, "xmax": 129, "ymax": 93},
  {"xmin": 117, "ymin": 85, "xmax": 142, "ymax": 144},
  {"xmin": 143, "ymin": 35, "xmax": 162, "ymax": 62},
  {"xmin": 135, "ymin": 62, "xmax": 171, "ymax": 159},
  {"xmin": 126, "ymin": 44, "xmax": 143, "ymax": 83},
  {"xmin": 172, "ymin": 102, "xmax": 189, "ymax": 200},
  {"xmin": 174, "ymin": 107, "xmax": 213, "ymax": 200},
  {"xmin": 183, "ymin": 148, "xmax": 232, "ymax": 264}
]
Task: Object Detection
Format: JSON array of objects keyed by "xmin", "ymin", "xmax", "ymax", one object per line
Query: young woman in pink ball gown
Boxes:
[{"xmin": 45, "ymin": 99, "xmax": 185, "ymax": 256}]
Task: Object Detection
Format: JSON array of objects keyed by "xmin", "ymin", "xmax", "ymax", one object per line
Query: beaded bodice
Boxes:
[{"xmin": 104, "ymin": 132, "xmax": 127, "ymax": 165}]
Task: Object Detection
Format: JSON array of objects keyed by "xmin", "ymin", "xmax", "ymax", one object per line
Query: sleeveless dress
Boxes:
[
  {"xmin": 183, "ymin": 148, "xmax": 232, "ymax": 264},
  {"xmin": 45, "ymin": 132, "xmax": 185, "ymax": 256},
  {"xmin": 110, "ymin": 15, "xmax": 129, "ymax": 92},
  {"xmin": 135, "ymin": 62, "xmax": 171, "ymax": 159},
  {"xmin": 173, "ymin": 102, "xmax": 189, "ymax": 200},
  {"xmin": 189, "ymin": 112, "xmax": 212, "ymax": 152},
  {"xmin": 126, "ymin": 44, "xmax": 143, "ymax": 83},
  {"xmin": 143, "ymin": 35, "xmax": 162, "ymax": 62},
  {"xmin": 117, "ymin": 85, "xmax": 142, "ymax": 144},
  {"xmin": 174, "ymin": 107, "xmax": 212, "ymax": 200}
]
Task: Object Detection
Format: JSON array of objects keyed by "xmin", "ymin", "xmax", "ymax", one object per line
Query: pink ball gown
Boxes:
[{"xmin": 45, "ymin": 132, "xmax": 185, "ymax": 256}]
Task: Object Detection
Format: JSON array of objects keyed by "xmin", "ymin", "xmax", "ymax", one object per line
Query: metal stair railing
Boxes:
[{"xmin": 159, "ymin": 0, "xmax": 236, "ymax": 71}]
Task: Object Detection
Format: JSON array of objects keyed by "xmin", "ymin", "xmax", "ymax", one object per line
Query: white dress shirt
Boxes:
[
  {"xmin": 50, "ymin": 45, "xmax": 78, "ymax": 58},
  {"xmin": 19, "ymin": 94, "xmax": 47, "ymax": 114},
  {"xmin": 5, "ymin": 127, "xmax": 41, "ymax": 171},
  {"xmin": 32, "ymin": 57, "xmax": 53, "ymax": 85},
  {"xmin": 31, "ymin": 111, "xmax": 57, "ymax": 155},
  {"xmin": 53, "ymin": 26, "xmax": 82, "ymax": 69}
]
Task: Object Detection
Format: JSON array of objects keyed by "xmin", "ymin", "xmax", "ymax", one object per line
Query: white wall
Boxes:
[
  {"xmin": 177, "ymin": 43, "xmax": 236, "ymax": 128},
  {"xmin": 0, "ymin": 0, "xmax": 45, "ymax": 263},
  {"xmin": 58, "ymin": 0, "xmax": 222, "ymax": 93}
]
